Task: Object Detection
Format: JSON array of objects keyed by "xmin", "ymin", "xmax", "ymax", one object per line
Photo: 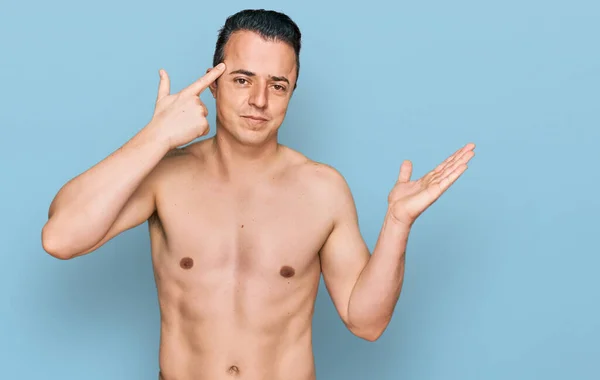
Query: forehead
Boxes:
[{"xmin": 222, "ymin": 31, "xmax": 297, "ymax": 79}]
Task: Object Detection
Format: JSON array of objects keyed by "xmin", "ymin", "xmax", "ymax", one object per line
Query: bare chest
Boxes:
[{"xmin": 151, "ymin": 181, "xmax": 332, "ymax": 282}]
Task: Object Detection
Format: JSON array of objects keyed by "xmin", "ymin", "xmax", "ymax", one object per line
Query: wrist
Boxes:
[
  {"xmin": 385, "ymin": 205, "xmax": 414, "ymax": 231},
  {"xmin": 143, "ymin": 119, "xmax": 175, "ymax": 152}
]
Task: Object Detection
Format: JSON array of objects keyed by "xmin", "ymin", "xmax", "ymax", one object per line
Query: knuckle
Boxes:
[
  {"xmin": 193, "ymin": 97, "xmax": 204, "ymax": 107},
  {"xmin": 199, "ymin": 122, "xmax": 209, "ymax": 134}
]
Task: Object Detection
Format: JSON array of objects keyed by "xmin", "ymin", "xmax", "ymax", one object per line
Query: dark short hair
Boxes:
[{"xmin": 213, "ymin": 9, "xmax": 302, "ymax": 88}]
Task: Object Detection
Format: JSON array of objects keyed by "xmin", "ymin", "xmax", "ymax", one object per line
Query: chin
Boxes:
[
  {"xmin": 236, "ymin": 128, "xmax": 277, "ymax": 146},
  {"xmin": 237, "ymin": 117, "xmax": 280, "ymax": 144}
]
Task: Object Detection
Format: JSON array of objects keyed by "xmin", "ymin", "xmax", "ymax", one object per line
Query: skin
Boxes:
[{"xmin": 41, "ymin": 30, "xmax": 475, "ymax": 380}]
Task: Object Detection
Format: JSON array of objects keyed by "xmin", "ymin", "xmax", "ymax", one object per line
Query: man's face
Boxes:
[{"xmin": 209, "ymin": 31, "xmax": 297, "ymax": 146}]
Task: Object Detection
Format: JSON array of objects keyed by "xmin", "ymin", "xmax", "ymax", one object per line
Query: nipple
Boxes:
[
  {"xmin": 280, "ymin": 265, "xmax": 295, "ymax": 278},
  {"xmin": 180, "ymin": 257, "xmax": 194, "ymax": 269}
]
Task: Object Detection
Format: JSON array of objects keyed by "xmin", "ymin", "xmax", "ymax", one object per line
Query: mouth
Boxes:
[{"xmin": 241, "ymin": 115, "xmax": 269, "ymax": 122}]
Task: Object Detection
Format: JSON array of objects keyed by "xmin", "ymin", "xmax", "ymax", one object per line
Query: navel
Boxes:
[
  {"xmin": 280, "ymin": 265, "xmax": 295, "ymax": 278},
  {"xmin": 227, "ymin": 365, "xmax": 240, "ymax": 375},
  {"xmin": 179, "ymin": 257, "xmax": 194, "ymax": 269}
]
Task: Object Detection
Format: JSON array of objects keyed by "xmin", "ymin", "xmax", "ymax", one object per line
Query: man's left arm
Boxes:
[
  {"xmin": 320, "ymin": 143, "xmax": 475, "ymax": 342},
  {"xmin": 319, "ymin": 177, "xmax": 412, "ymax": 342}
]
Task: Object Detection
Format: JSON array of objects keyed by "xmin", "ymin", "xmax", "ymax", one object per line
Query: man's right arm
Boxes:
[
  {"xmin": 41, "ymin": 63, "xmax": 227, "ymax": 260},
  {"xmin": 41, "ymin": 123, "xmax": 170, "ymax": 259}
]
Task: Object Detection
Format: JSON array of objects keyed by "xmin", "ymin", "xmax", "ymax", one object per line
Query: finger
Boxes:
[
  {"xmin": 423, "ymin": 145, "xmax": 471, "ymax": 185},
  {"xmin": 183, "ymin": 62, "xmax": 226, "ymax": 96},
  {"xmin": 412, "ymin": 161, "xmax": 468, "ymax": 212},
  {"xmin": 434, "ymin": 143, "xmax": 475, "ymax": 173},
  {"xmin": 432, "ymin": 150, "xmax": 474, "ymax": 183},
  {"xmin": 424, "ymin": 147, "xmax": 462, "ymax": 183},
  {"xmin": 437, "ymin": 164, "xmax": 468, "ymax": 192},
  {"xmin": 419, "ymin": 164, "xmax": 468, "ymax": 206},
  {"xmin": 192, "ymin": 97, "xmax": 208, "ymax": 116},
  {"xmin": 200, "ymin": 102, "xmax": 208, "ymax": 117},
  {"xmin": 397, "ymin": 160, "xmax": 412, "ymax": 183},
  {"xmin": 456, "ymin": 149, "xmax": 475, "ymax": 166},
  {"xmin": 156, "ymin": 69, "xmax": 170, "ymax": 102},
  {"xmin": 444, "ymin": 149, "xmax": 475, "ymax": 174},
  {"xmin": 433, "ymin": 146, "xmax": 463, "ymax": 173}
]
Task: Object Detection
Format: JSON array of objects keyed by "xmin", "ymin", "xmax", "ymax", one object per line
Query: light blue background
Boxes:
[{"xmin": 1, "ymin": 0, "xmax": 598, "ymax": 379}]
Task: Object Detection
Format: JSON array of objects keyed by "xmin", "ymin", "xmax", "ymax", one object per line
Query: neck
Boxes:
[{"xmin": 210, "ymin": 126, "xmax": 282, "ymax": 181}]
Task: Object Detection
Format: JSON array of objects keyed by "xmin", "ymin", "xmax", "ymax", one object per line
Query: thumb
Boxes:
[
  {"xmin": 156, "ymin": 69, "xmax": 170, "ymax": 102},
  {"xmin": 397, "ymin": 160, "xmax": 412, "ymax": 183}
]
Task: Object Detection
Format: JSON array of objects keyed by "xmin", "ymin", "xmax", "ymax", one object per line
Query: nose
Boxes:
[{"xmin": 248, "ymin": 82, "xmax": 268, "ymax": 109}]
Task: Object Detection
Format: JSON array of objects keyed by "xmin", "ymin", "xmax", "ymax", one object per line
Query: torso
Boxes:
[{"xmin": 148, "ymin": 139, "xmax": 334, "ymax": 380}]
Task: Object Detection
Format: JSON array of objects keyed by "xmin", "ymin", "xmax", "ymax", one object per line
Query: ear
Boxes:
[{"xmin": 206, "ymin": 68, "xmax": 218, "ymax": 98}]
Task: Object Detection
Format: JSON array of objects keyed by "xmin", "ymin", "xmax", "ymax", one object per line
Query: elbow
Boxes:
[
  {"xmin": 41, "ymin": 222, "xmax": 75, "ymax": 260},
  {"xmin": 357, "ymin": 328, "xmax": 385, "ymax": 342},
  {"xmin": 347, "ymin": 321, "xmax": 388, "ymax": 342}
]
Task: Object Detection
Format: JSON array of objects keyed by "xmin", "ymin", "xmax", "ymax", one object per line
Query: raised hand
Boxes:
[
  {"xmin": 150, "ymin": 63, "xmax": 226, "ymax": 150},
  {"xmin": 387, "ymin": 143, "xmax": 476, "ymax": 226}
]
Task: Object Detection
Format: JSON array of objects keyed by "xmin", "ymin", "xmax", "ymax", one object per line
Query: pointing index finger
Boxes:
[{"xmin": 183, "ymin": 63, "xmax": 226, "ymax": 96}]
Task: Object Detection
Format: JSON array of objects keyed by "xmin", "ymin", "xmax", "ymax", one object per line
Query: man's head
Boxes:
[{"xmin": 207, "ymin": 9, "xmax": 302, "ymax": 147}]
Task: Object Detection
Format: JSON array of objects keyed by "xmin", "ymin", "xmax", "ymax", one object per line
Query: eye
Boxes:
[
  {"xmin": 234, "ymin": 78, "xmax": 248, "ymax": 85},
  {"xmin": 273, "ymin": 84, "xmax": 286, "ymax": 92}
]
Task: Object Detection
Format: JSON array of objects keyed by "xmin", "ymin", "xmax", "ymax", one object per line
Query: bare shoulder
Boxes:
[
  {"xmin": 283, "ymin": 147, "xmax": 353, "ymax": 206},
  {"xmin": 149, "ymin": 142, "xmax": 207, "ymax": 186},
  {"xmin": 151, "ymin": 148, "xmax": 188, "ymax": 176},
  {"xmin": 303, "ymin": 161, "xmax": 348, "ymax": 193}
]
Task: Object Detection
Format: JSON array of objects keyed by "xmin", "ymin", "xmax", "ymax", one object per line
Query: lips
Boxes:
[{"xmin": 242, "ymin": 115, "xmax": 268, "ymax": 121}]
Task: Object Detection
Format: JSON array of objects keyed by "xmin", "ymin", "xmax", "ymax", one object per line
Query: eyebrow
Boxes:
[{"xmin": 229, "ymin": 69, "xmax": 290, "ymax": 85}]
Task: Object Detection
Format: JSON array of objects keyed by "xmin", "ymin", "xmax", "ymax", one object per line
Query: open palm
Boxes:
[{"xmin": 388, "ymin": 143, "xmax": 476, "ymax": 226}]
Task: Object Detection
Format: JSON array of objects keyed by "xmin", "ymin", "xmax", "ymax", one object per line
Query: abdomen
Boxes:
[{"xmin": 154, "ymin": 255, "xmax": 320, "ymax": 380}]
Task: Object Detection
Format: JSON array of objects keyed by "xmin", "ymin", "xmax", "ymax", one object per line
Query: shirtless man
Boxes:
[{"xmin": 41, "ymin": 9, "xmax": 475, "ymax": 380}]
